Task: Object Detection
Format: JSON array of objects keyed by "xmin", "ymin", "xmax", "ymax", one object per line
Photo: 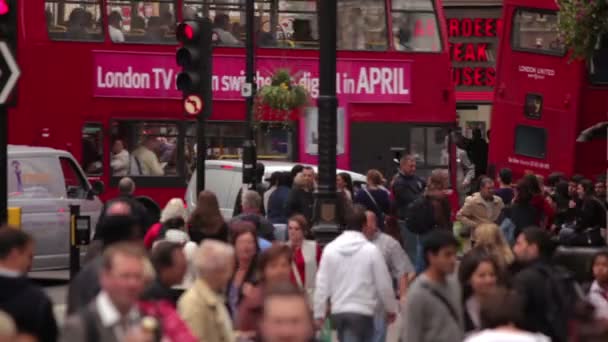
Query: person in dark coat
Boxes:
[
  {"xmin": 466, "ymin": 128, "xmax": 488, "ymax": 179},
  {"xmin": 0, "ymin": 227, "xmax": 57, "ymax": 342},
  {"xmin": 141, "ymin": 241, "xmax": 188, "ymax": 305},
  {"xmin": 234, "ymin": 162, "xmax": 267, "ymax": 217},
  {"xmin": 267, "ymin": 172, "xmax": 291, "ymax": 224},
  {"xmin": 286, "ymin": 167, "xmax": 316, "ymax": 223},
  {"xmin": 66, "ymin": 202, "xmax": 143, "ymax": 315}
]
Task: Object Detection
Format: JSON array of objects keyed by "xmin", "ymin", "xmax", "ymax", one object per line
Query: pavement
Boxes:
[{"xmin": 31, "ymin": 269, "xmax": 403, "ymax": 341}]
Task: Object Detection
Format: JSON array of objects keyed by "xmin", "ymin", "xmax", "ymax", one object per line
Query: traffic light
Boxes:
[
  {"xmin": 0, "ymin": 0, "xmax": 16, "ymax": 52},
  {"xmin": 176, "ymin": 18, "xmax": 212, "ymax": 117}
]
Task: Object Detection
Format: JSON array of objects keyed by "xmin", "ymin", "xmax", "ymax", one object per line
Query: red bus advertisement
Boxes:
[
  {"xmin": 489, "ymin": 0, "xmax": 607, "ymax": 180},
  {"xmin": 11, "ymin": 0, "xmax": 456, "ymax": 205}
]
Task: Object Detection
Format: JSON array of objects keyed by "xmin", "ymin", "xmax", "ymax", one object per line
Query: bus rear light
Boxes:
[{"xmin": 221, "ymin": 165, "xmax": 234, "ymax": 169}]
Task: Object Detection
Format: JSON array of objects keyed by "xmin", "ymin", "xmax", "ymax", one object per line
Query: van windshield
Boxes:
[{"xmin": 589, "ymin": 34, "xmax": 608, "ymax": 85}]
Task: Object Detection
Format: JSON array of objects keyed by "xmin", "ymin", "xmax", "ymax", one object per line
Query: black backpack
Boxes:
[
  {"xmin": 404, "ymin": 196, "xmax": 436, "ymax": 235},
  {"xmin": 535, "ymin": 264, "xmax": 584, "ymax": 342}
]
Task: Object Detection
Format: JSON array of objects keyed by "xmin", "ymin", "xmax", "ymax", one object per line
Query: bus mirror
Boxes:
[{"xmin": 91, "ymin": 180, "xmax": 105, "ymax": 196}]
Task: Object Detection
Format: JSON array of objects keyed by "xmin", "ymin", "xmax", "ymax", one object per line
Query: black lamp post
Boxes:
[
  {"xmin": 242, "ymin": 0, "xmax": 257, "ymax": 190},
  {"xmin": 312, "ymin": 0, "xmax": 340, "ymax": 245}
]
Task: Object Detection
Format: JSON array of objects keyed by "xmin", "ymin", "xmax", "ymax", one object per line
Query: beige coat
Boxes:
[
  {"xmin": 456, "ymin": 193, "xmax": 504, "ymax": 232},
  {"xmin": 178, "ymin": 279, "xmax": 235, "ymax": 342}
]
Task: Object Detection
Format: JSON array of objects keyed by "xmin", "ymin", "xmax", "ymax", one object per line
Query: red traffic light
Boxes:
[
  {"xmin": 0, "ymin": 0, "xmax": 8, "ymax": 16},
  {"xmin": 176, "ymin": 21, "xmax": 199, "ymax": 42}
]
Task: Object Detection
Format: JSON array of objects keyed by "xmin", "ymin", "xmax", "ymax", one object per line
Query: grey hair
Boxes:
[
  {"xmin": 400, "ymin": 154, "xmax": 416, "ymax": 164},
  {"xmin": 480, "ymin": 177, "xmax": 494, "ymax": 188},
  {"xmin": 194, "ymin": 240, "xmax": 235, "ymax": 277},
  {"xmin": 241, "ymin": 190, "xmax": 262, "ymax": 210},
  {"xmin": 118, "ymin": 177, "xmax": 135, "ymax": 195}
]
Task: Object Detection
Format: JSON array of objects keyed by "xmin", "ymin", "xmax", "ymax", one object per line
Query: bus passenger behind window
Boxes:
[
  {"xmin": 111, "ymin": 139, "xmax": 130, "ymax": 177},
  {"xmin": 341, "ymin": 7, "xmax": 366, "ymax": 50},
  {"xmin": 130, "ymin": 16, "xmax": 146, "ymax": 36},
  {"xmin": 213, "ymin": 14, "xmax": 240, "ymax": 45},
  {"xmin": 144, "ymin": 16, "xmax": 164, "ymax": 42},
  {"xmin": 292, "ymin": 19, "xmax": 314, "ymax": 44},
  {"xmin": 108, "ymin": 11, "xmax": 124, "ymax": 43},
  {"xmin": 132, "ymin": 137, "xmax": 165, "ymax": 176},
  {"xmin": 66, "ymin": 8, "xmax": 88, "ymax": 40}
]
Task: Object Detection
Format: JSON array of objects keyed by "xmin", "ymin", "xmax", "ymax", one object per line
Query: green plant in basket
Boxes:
[
  {"xmin": 257, "ymin": 69, "xmax": 309, "ymax": 111},
  {"xmin": 557, "ymin": 0, "xmax": 608, "ymax": 60}
]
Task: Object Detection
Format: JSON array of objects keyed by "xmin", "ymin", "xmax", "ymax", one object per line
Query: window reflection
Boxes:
[
  {"xmin": 512, "ymin": 10, "xmax": 564, "ymax": 54},
  {"xmin": 106, "ymin": 0, "xmax": 177, "ymax": 44},
  {"xmin": 45, "ymin": 0, "xmax": 104, "ymax": 41},
  {"xmin": 337, "ymin": 0, "xmax": 387, "ymax": 51}
]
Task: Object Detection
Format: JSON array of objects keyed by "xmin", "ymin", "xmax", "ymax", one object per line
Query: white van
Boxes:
[
  {"xmin": 7, "ymin": 145, "xmax": 104, "ymax": 270},
  {"xmin": 185, "ymin": 160, "xmax": 367, "ymax": 219}
]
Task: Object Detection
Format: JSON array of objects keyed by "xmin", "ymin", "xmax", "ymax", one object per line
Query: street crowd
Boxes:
[{"xmin": 0, "ymin": 147, "xmax": 606, "ymax": 342}]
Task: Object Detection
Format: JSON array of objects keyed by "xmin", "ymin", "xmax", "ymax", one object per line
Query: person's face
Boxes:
[
  {"xmin": 480, "ymin": 181, "xmax": 495, "ymax": 200},
  {"xmin": 577, "ymin": 184, "xmax": 585, "ymax": 199},
  {"xmin": 264, "ymin": 256, "xmax": 291, "ymax": 284},
  {"xmin": 288, "ymin": 220, "xmax": 305, "ymax": 245},
  {"xmin": 101, "ymin": 254, "xmax": 146, "ymax": 312},
  {"xmin": 362, "ymin": 211, "xmax": 378, "ymax": 239},
  {"xmin": 513, "ymin": 234, "xmax": 538, "ymax": 262},
  {"xmin": 336, "ymin": 176, "xmax": 346, "ymax": 190},
  {"xmin": 595, "ymin": 182, "xmax": 606, "ymax": 197},
  {"xmin": 568, "ymin": 181, "xmax": 577, "ymax": 196},
  {"xmin": 261, "ymin": 296, "xmax": 313, "ymax": 342},
  {"xmin": 593, "ymin": 256, "xmax": 608, "ymax": 284},
  {"xmin": 428, "ymin": 246, "xmax": 458, "ymax": 275},
  {"xmin": 470, "ymin": 261, "xmax": 497, "ymax": 296},
  {"xmin": 400, "ymin": 159, "xmax": 416, "ymax": 175},
  {"xmin": 302, "ymin": 169, "xmax": 314, "ymax": 187},
  {"xmin": 165, "ymin": 249, "xmax": 187, "ymax": 286},
  {"xmin": 9, "ymin": 242, "xmax": 34, "ymax": 274},
  {"xmin": 235, "ymin": 232, "xmax": 257, "ymax": 261},
  {"xmin": 112, "ymin": 140, "xmax": 124, "ymax": 154}
]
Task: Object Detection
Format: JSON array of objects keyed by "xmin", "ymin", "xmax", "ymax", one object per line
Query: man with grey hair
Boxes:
[
  {"xmin": 118, "ymin": 177, "xmax": 135, "ymax": 196},
  {"xmin": 232, "ymin": 190, "xmax": 276, "ymax": 241},
  {"xmin": 178, "ymin": 240, "xmax": 235, "ymax": 342}
]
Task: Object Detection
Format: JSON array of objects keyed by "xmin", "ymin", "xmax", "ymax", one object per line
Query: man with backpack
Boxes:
[{"xmin": 512, "ymin": 226, "xmax": 580, "ymax": 342}]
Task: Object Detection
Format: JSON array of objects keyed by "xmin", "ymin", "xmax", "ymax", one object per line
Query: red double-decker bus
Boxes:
[
  {"xmin": 11, "ymin": 0, "xmax": 456, "ymax": 205},
  {"xmin": 488, "ymin": 0, "xmax": 607, "ymax": 179}
]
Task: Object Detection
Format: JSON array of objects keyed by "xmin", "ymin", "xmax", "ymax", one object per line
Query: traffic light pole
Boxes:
[
  {"xmin": 196, "ymin": 18, "xmax": 213, "ymax": 196},
  {"xmin": 0, "ymin": 105, "xmax": 6, "ymax": 224},
  {"xmin": 242, "ymin": 0, "xmax": 257, "ymax": 190},
  {"xmin": 312, "ymin": 0, "xmax": 340, "ymax": 245}
]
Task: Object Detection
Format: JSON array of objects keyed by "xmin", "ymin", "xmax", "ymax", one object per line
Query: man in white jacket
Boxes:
[{"xmin": 314, "ymin": 205, "xmax": 398, "ymax": 342}]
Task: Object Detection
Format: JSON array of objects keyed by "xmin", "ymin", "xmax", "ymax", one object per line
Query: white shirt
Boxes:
[
  {"xmin": 0, "ymin": 265, "xmax": 20, "ymax": 278},
  {"xmin": 111, "ymin": 149, "xmax": 130, "ymax": 176},
  {"xmin": 96, "ymin": 291, "xmax": 140, "ymax": 341},
  {"xmin": 464, "ymin": 329, "xmax": 551, "ymax": 342},
  {"xmin": 109, "ymin": 25, "xmax": 125, "ymax": 43},
  {"xmin": 588, "ymin": 280, "xmax": 608, "ymax": 320}
]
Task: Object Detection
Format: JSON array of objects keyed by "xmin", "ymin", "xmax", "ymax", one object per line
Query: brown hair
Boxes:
[
  {"xmin": 427, "ymin": 169, "xmax": 449, "ymax": 192},
  {"xmin": 258, "ymin": 244, "xmax": 292, "ymax": 282},
  {"xmin": 288, "ymin": 214, "xmax": 310, "ymax": 238},
  {"xmin": 102, "ymin": 242, "xmax": 147, "ymax": 271},
  {"xmin": 479, "ymin": 287, "xmax": 525, "ymax": 329},
  {"xmin": 189, "ymin": 190, "xmax": 226, "ymax": 234},
  {"xmin": 366, "ymin": 169, "xmax": 384, "ymax": 186},
  {"xmin": 229, "ymin": 220, "xmax": 260, "ymax": 286}
]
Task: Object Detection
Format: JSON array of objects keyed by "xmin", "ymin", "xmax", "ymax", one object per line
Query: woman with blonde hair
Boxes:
[
  {"xmin": 144, "ymin": 198, "xmax": 188, "ymax": 249},
  {"xmin": 473, "ymin": 223, "xmax": 515, "ymax": 271}
]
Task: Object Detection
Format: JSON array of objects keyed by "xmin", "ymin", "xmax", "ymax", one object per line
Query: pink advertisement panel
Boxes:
[
  {"xmin": 94, "ymin": 51, "xmax": 412, "ymax": 103},
  {"xmin": 94, "ymin": 51, "xmax": 413, "ymax": 170}
]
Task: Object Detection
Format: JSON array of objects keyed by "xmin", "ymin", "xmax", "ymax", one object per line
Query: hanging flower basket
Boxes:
[
  {"xmin": 254, "ymin": 69, "xmax": 309, "ymax": 129},
  {"xmin": 557, "ymin": 0, "xmax": 608, "ymax": 60}
]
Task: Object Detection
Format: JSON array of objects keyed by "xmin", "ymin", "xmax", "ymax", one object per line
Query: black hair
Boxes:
[
  {"xmin": 150, "ymin": 241, "xmax": 182, "ymax": 273},
  {"xmin": 0, "ymin": 227, "xmax": 32, "ymax": 259},
  {"xmin": 268, "ymin": 171, "xmax": 281, "ymax": 187},
  {"xmin": 547, "ymin": 172, "xmax": 566, "ymax": 187},
  {"xmin": 579, "ymin": 179, "xmax": 595, "ymax": 197},
  {"xmin": 337, "ymin": 172, "xmax": 354, "ymax": 195},
  {"xmin": 520, "ymin": 226, "xmax": 555, "ymax": 259},
  {"xmin": 498, "ymin": 168, "xmax": 512, "ymax": 185},
  {"xmin": 523, "ymin": 174, "xmax": 542, "ymax": 195},
  {"xmin": 108, "ymin": 11, "xmax": 122, "ymax": 26},
  {"xmin": 278, "ymin": 171, "xmax": 291, "ymax": 187},
  {"xmin": 554, "ymin": 180, "xmax": 570, "ymax": 199},
  {"xmin": 571, "ymin": 174, "xmax": 585, "ymax": 184},
  {"xmin": 458, "ymin": 249, "xmax": 500, "ymax": 301},
  {"xmin": 422, "ymin": 230, "xmax": 459, "ymax": 265},
  {"xmin": 480, "ymin": 288, "xmax": 525, "ymax": 329},
  {"xmin": 98, "ymin": 214, "xmax": 142, "ymax": 248},
  {"xmin": 345, "ymin": 204, "xmax": 367, "ymax": 231},
  {"xmin": 255, "ymin": 162, "xmax": 265, "ymax": 183}
]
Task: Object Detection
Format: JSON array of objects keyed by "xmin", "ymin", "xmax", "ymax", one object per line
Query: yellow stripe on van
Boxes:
[{"xmin": 7, "ymin": 207, "xmax": 21, "ymax": 229}]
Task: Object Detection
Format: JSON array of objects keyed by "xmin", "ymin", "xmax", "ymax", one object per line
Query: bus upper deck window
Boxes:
[
  {"xmin": 391, "ymin": 0, "xmax": 440, "ymax": 52},
  {"xmin": 512, "ymin": 9, "xmax": 565, "ymax": 55},
  {"xmin": 337, "ymin": 0, "xmax": 388, "ymax": 51},
  {"xmin": 589, "ymin": 34, "xmax": 608, "ymax": 84},
  {"xmin": 106, "ymin": 0, "xmax": 177, "ymax": 44},
  {"xmin": 183, "ymin": 0, "xmax": 318, "ymax": 49},
  {"xmin": 45, "ymin": 0, "xmax": 104, "ymax": 41}
]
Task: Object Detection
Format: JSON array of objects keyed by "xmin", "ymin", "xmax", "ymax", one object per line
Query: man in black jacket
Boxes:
[
  {"xmin": 141, "ymin": 241, "xmax": 187, "ymax": 305},
  {"xmin": 512, "ymin": 226, "xmax": 571, "ymax": 342},
  {"xmin": 392, "ymin": 155, "xmax": 426, "ymax": 260},
  {"xmin": 286, "ymin": 166, "xmax": 316, "ymax": 223},
  {"xmin": 0, "ymin": 227, "xmax": 57, "ymax": 342}
]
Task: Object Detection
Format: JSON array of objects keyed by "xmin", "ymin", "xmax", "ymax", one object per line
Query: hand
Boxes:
[
  {"xmin": 124, "ymin": 327, "xmax": 155, "ymax": 342},
  {"xmin": 386, "ymin": 312, "xmax": 397, "ymax": 324},
  {"xmin": 569, "ymin": 200, "xmax": 577, "ymax": 209}
]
